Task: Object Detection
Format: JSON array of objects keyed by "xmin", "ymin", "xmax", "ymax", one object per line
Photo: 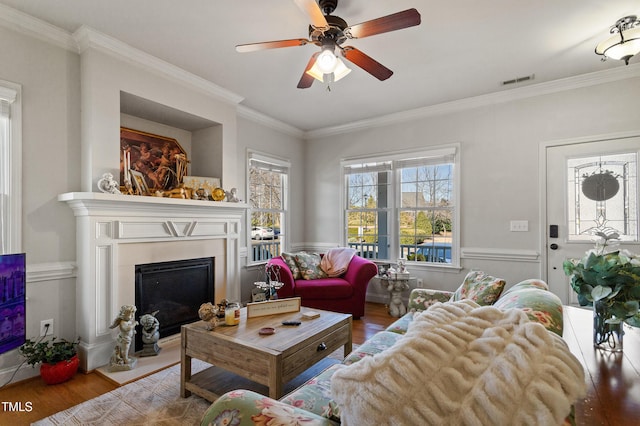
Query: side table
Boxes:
[{"xmin": 379, "ymin": 277, "xmax": 412, "ymax": 317}]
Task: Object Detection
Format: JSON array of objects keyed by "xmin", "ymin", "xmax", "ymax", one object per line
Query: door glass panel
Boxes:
[{"xmin": 567, "ymin": 152, "xmax": 638, "ymax": 242}]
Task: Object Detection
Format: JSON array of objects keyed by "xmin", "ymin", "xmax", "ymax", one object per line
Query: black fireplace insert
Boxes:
[{"xmin": 134, "ymin": 257, "xmax": 214, "ymax": 351}]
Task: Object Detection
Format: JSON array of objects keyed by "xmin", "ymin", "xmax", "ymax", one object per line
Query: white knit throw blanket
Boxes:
[{"xmin": 331, "ymin": 300, "xmax": 586, "ymax": 426}]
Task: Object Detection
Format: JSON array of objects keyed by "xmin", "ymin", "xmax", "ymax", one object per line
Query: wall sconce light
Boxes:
[{"xmin": 595, "ymin": 15, "xmax": 640, "ymax": 65}]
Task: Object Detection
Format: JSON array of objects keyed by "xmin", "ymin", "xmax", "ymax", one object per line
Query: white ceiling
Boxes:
[{"xmin": 1, "ymin": 0, "xmax": 638, "ymax": 132}]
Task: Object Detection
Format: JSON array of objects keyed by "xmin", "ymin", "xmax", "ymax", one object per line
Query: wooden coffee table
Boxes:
[{"xmin": 180, "ymin": 306, "xmax": 352, "ymax": 402}]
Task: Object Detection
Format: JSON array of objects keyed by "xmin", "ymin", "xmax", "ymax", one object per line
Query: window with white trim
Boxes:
[
  {"xmin": 343, "ymin": 147, "xmax": 458, "ymax": 266},
  {"xmin": 247, "ymin": 152, "xmax": 289, "ymax": 264},
  {"xmin": 0, "ymin": 81, "xmax": 21, "ymax": 255}
]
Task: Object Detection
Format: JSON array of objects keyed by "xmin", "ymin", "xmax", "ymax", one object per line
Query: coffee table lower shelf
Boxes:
[{"xmin": 184, "ymin": 358, "xmax": 339, "ymax": 403}]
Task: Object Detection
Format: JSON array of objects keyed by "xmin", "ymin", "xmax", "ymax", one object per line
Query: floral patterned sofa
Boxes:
[{"xmin": 200, "ymin": 272, "xmax": 571, "ymax": 426}]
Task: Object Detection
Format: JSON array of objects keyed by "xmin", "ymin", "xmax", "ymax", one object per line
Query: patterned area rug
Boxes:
[
  {"xmin": 35, "ymin": 346, "xmax": 351, "ymax": 425},
  {"xmin": 34, "ymin": 360, "xmax": 212, "ymax": 426}
]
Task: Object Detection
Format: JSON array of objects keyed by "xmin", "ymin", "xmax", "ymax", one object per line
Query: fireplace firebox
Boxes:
[{"xmin": 134, "ymin": 257, "xmax": 214, "ymax": 351}]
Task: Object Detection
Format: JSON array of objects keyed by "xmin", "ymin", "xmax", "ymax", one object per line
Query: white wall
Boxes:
[
  {"xmin": 78, "ymin": 47, "xmax": 239, "ymax": 193},
  {"xmin": 236, "ymin": 115, "xmax": 305, "ymax": 304},
  {"xmin": 0, "ymin": 26, "xmax": 80, "ymax": 383},
  {"xmin": 305, "ymin": 77, "xmax": 640, "ymax": 294}
]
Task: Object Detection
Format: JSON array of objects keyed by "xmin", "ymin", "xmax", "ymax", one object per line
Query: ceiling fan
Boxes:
[{"xmin": 235, "ymin": 0, "xmax": 421, "ymax": 88}]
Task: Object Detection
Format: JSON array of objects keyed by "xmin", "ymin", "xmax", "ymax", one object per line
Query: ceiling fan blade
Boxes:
[
  {"xmin": 297, "ymin": 52, "xmax": 319, "ymax": 89},
  {"xmin": 293, "ymin": 0, "xmax": 328, "ymax": 29},
  {"xmin": 342, "ymin": 46, "xmax": 393, "ymax": 81},
  {"xmin": 346, "ymin": 8, "xmax": 421, "ymax": 39},
  {"xmin": 236, "ymin": 38, "xmax": 311, "ymax": 53}
]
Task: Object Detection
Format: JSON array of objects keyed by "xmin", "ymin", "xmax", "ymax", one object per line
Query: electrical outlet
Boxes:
[
  {"xmin": 40, "ymin": 319, "xmax": 53, "ymax": 337},
  {"xmin": 416, "ymin": 279, "xmax": 424, "ymax": 288}
]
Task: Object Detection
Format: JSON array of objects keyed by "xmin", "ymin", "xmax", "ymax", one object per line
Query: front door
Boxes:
[{"xmin": 545, "ymin": 134, "xmax": 640, "ymax": 304}]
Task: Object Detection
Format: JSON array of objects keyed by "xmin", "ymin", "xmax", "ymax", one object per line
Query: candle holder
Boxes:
[{"xmin": 254, "ymin": 264, "xmax": 284, "ymax": 301}]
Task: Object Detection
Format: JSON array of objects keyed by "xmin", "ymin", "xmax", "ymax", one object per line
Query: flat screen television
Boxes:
[{"xmin": 0, "ymin": 253, "xmax": 26, "ymax": 355}]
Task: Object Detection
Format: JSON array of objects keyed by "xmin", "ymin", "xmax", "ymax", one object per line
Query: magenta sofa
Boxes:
[{"xmin": 267, "ymin": 255, "xmax": 377, "ymax": 319}]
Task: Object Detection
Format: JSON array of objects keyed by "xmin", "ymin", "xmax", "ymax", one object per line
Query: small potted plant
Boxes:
[{"xmin": 19, "ymin": 337, "xmax": 80, "ymax": 384}]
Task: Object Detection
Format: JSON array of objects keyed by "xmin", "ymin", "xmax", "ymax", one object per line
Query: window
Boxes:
[
  {"xmin": 567, "ymin": 152, "xmax": 638, "ymax": 242},
  {"xmin": 0, "ymin": 81, "xmax": 21, "ymax": 255},
  {"xmin": 247, "ymin": 151, "xmax": 289, "ymax": 263},
  {"xmin": 343, "ymin": 146, "xmax": 458, "ymax": 267}
]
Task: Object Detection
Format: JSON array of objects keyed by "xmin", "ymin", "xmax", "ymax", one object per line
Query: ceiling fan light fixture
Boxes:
[
  {"xmin": 306, "ymin": 56, "xmax": 351, "ymax": 83},
  {"xmin": 595, "ymin": 15, "xmax": 640, "ymax": 65},
  {"xmin": 306, "ymin": 62, "xmax": 326, "ymax": 82},
  {"xmin": 332, "ymin": 57, "xmax": 352, "ymax": 81},
  {"xmin": 316, "ymin": 48, "xmax": 338, "ymax": 73}
]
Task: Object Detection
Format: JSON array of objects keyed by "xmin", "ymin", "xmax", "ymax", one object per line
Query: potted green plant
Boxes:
[
  {"xmin": 18, "ymin": 337, "xmax": 80, "ymax": 384},
  {"xmin": 563, "ymin": 231, "xmax": 640, "ymax": 351}
]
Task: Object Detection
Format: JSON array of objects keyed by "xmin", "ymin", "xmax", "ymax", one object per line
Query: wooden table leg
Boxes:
[
  {"xmin": 180, "ymin": 328, "xmax": 192, "ymax": 398},
  {"xmin": 268, "ymin": 356, "xmax": 283, "ymax": 399},
  {"xmin": 344, "ymin": 317, "xmax": 353, "ymax": 357}
]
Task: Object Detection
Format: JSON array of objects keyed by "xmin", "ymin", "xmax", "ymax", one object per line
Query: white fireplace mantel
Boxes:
[{"xmin": 59, "ymin": 192, "xmax": 248, "ymax": 371}]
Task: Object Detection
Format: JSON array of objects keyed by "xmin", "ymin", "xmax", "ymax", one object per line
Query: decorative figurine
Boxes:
[
  {"xmin": 397, "ymin": 258, "xmax": 408, "ymax": 274},
  {"xmin": 387, "ymin": 279, "xmax": 410, "ymax": 318},
  {"xmin": 226, "ymin": 187, "xmax": 241, "ymax": 202},
  {"xmin": 192, "ymin": 187, "xmax": 209, "ymax": 200},
  {"xmin": 108, "ymin": 305, "xmax": 138, "ymax": 371},
  {"xmin": 97, "ymin": 172, "xmax": 122, "ymax": 194},
  {"xmin": 198, "ymin": 302, "xmax": 220, "ymax": 330},
  {"xmin": 138, "ymin": 310, "xmax": 161, "ymax": 356}
]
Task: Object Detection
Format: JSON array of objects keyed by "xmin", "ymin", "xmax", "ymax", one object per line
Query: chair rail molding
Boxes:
[{"xmin": 461, "ymin": 247, "xmax": 540, "ymax": 262}]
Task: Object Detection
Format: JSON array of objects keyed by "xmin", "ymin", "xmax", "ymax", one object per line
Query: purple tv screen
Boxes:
[{"xmin": 0, "ymin": 253, "xmax": 26, "ymax": 354}]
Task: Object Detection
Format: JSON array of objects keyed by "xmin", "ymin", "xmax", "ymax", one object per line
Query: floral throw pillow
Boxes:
[
  {"xmin": 294, "ymin": 252, "xmax": 328, "ymax": 280},
  {"xmin": 450, "ymin": 270, "xmax": 506, "ymax": 306},
  {"xmin": 281, "ymin": 252, "xmax": 302, "ymax": 279}
]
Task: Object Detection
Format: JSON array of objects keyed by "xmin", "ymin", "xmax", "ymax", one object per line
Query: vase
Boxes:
[
  {"xmin": 40, "ymin": 355, "xmax": 80, "ymax": 385},
  {"xmin": 593, "ymin": 300, "xmax": 624, "ymax": 352}
]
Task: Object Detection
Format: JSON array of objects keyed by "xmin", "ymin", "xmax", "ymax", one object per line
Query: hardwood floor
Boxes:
[{"xmin": 0, "ymin": 302, "xmax": 394, "ymax": 425}]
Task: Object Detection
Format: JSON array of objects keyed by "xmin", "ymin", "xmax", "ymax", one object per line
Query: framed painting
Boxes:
[{"xmin": 120, "ymin": 127, "xmax": 188, "ymax": 193}]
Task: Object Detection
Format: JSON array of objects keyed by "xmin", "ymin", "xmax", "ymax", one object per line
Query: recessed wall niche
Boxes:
[{"xmin": 119, "ymin": 91, "xmax": 223, "ymax": 186}]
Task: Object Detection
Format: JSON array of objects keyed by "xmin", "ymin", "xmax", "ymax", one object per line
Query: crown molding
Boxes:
[
  {"xmin": 237, "ymin": 105, "xmax": 304, "ymax": 139},
  {"xmin": 73, "ymin": 26, "xmax": 244, "ymax": 106},
  {"xmin": 304, "ymin": 62, "xmax": 640, "ymax": 140},
  {"xmin": 3, "ymin": 3, "xmax": 640, "ymax": 140},
  {"xmin": 0, "ymin": 3, "xmax": 77, "ymax": 52},
  {"xmin": 0, "ymin": 4, "xmax": 245, "ymax": 107}
]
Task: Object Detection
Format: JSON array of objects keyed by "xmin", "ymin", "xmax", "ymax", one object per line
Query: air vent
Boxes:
[{"xmin": 501, "ymin": 74, "xmax": 535, "ymax": 86}]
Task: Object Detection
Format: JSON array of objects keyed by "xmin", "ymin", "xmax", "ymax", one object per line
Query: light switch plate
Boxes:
[{"xmin": 510, "ymin": 220, "xmax": 529, "ymax": 232}]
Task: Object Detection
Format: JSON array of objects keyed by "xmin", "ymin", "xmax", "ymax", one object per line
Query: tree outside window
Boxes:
[
  {"xmin": 344, "ymin": 148, "xmax": 457, "ymax": 266},
  {"xmin": 248, "ymin": 154, "xmax": 288, "ymax": 263}
]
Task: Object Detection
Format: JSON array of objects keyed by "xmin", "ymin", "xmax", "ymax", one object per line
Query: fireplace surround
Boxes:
[{"xmin": 59, "ymin": 192, "xmax": 247, "ymax": 371}]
